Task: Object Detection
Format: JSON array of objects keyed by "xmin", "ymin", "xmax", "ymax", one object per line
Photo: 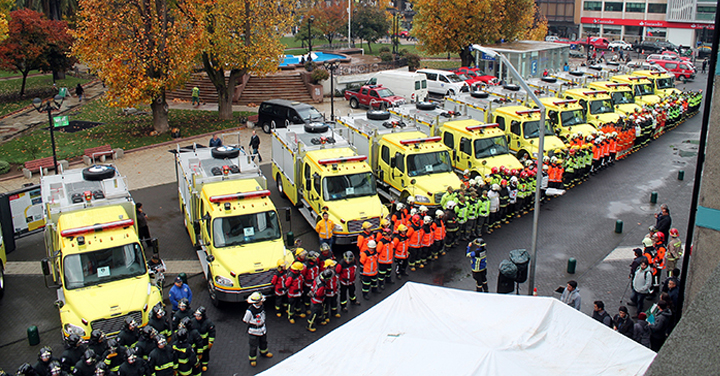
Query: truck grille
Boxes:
[
  {"xmin": 347, "ymin": 217, "xmax": 380, "ymax": 233},
  {"xmin": 238, "ymin": 270, "xmax": 274, "ymax": 289},
  {"xmin": 92, "ymin": 311, "xmax": 142, "ymax": 336},
  {"xmin": 434, "ymin": 192, "xmax": 444, "ymax": 205}
]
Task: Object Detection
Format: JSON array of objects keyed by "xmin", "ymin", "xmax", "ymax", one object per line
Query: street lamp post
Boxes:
[
  {"xmin": 32, "ymin": 95, "xmax": 65, "ymax": 174},
  {"xmin": 322, "ymin": 59, "xmax": 340, "ymax": 121},
  {"xmin": 470, "ymin": 44, "xmax": 546, "ymax": 296},
  {"xmin": 308, "ymin": 15, "xmax": 315, "ymax": 59}
]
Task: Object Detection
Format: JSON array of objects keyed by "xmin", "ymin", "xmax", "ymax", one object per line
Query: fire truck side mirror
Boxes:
[
  {"xmin": 285, "ymin": 210, "xmax": 291, "ymax": 222},
  {"xmin": 149, "ymin": 238, "xmax": 159, "ymax": 252},
  {"xmin": 452, "ymin": 150, "xmax": 457, "ymax": 161},
  {"xmin": 41, "ymin": 258, "xmax": 51, "ymax": 276},
  {"xmin": 390, "ymin": 157, "xmax": 396, "ymax": 169}
]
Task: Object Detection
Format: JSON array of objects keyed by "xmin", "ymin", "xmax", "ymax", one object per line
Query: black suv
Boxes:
[
  {"xmin": 257, "ymin": 99, "xmax": 325, "ymax": 134},
  {"xmin": 633, "ymin": 40, "xmax": 678, "ymax": 54}
]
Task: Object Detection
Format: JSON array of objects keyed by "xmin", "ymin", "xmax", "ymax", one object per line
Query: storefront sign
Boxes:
[{"xmin": 580, "ymin": 17, "xmax": 714, "ymax": 30}]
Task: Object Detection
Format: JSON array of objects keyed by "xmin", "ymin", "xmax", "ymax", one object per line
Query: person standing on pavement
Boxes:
[
  {"xmin": 466, "ymin": 238, "xmax": 488, "ymax": 292},
  {"xmin": 702, "ymin": 58, "xmax": 708, "ymax": 73},
  {"xmin": 654, "ymin": 204, "xmax": 672, "ymax": 243},
  {"xmin": 592, "ymin": 301, "xmax": 613, "ymax": 327},
  {"xmin": 243, "ymin": 292, "xmax": 273, "ymax": 367},
  {"xmin": 630, "ymin": 248, "xmax": 646, "ymax": 279},
  {"xmin": 285, "ymin": 262, "xmax": 305, "ymax": 323},
  {"xmin": 630, "ymin": 260, "xmax": 652, "ymax": 315},
  {"xmin": 271, "ymin": 260, "xmax": 289, "ymax": 317},
  {"xmin": 75, "ymin": 84, "xmax": 84, "ymax": 102},
  {"xmin": 360, "ymin": 240, "xmax": 379, "ymax": 299},
  {"xmin": 147, "ymin": 335, "xmax": 174, "ymax": 376},
  {"xmin": 169, "ymin": 276, "xmax": 192, "ymax": 312},
  {"xmin": 194, "ymin": 306, "xmax": 215, "ymax": 372},
  {"xmin": 191, "ymin": 86, "xmax": 200, "ymax": 107},
  {"xmin": 315, "ymin": 211, "xmax": 336, "ymax": 250},
  {"xmin": 307, "ymin": 269, "xmax": 332, "ymax": 332},
  {"xmin": 249, "ymin": 130, "xmax": 262, "ymax": 162},
  {"xmin": 649, "ymin": 300, "xmax": 672, "ymax": 351},
  {"xmin": 208, "ymin": 133, "xmax": 222, "ymax": 147},
  {"xmin": 336, "ymin": 251, "xmax": 360, "ymax": 312},
  {"xmin": 559, "ymin": 280, "xmax": 581, "ymax": 310},
  {"xmin": 613, "ymin": 306, "xmax": 634, "ymax": 338},
  {"xmin": 136, "ymin": 203, "xmax": 152, "ymax": 250},
  {"xmin": 633, "ymin": 312, "xmax": 651, "ymax": 348},
  {"xmin": 666, "ymin": 228, "xmax": 682, "ymax": 277}
]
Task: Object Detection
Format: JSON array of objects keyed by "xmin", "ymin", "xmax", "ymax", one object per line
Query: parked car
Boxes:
[
  {"xmin": 451, "ymin": 68, "xmax": 484, "ymax": 86},
  {"xmin": 655, "ymin": 41, "xmax": 679, "ymax": 53},
  {"xmin": 608, "ymin": 40, "xmax": 632, "ymax": 51},
  {"xmin": 344, "ymin": 84, "xmax": 406, "ymax": 110},
  {"xmin": 456, "ymin": 67, "xmax": 499, "ymax": 86},
  {"xmin": 633, "ymin": 41, "xmax": 664, "ymax": 54},
  {"xmin": 257, "ymin": 99, "xmax": 324, "ymax": 134},
  {"xmin": 416, "ymin": 69, "xmax": 470, "ymax": 96},
  {"xmin": 581, "ymin": 37, "xmax": 611, "ymax": 50},
  {"xmin": 661, "ymin": 50, "xmax": 691, "ymax": 62},
  {"xmin": 651, "ymin": 60, "xmax": 696, "ymax": 83}
]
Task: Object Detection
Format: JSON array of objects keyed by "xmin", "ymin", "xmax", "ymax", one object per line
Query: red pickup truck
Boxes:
[{"xmin": 344, "ymin": 85, "xmax": 406, "ymax": 110}]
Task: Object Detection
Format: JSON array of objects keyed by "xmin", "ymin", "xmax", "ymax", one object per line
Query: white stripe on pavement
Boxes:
[{"xmin": 5, "ymin": 260, "xmax": 203, "ymax": 276}]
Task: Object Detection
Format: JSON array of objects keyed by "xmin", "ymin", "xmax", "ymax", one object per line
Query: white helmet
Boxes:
[
  {"xmin": 468, "ymin": 179, "xmax": 476, "ymax": 186},
  {"xmin": 446, "ymin": 201, "xmax": 456, "ymax": 209},
  {"xmin": 543, "ymin": 156, "xmax": 550, "ymax": 163},
  {"xmin": 510, "ymin": 176, "xmax": 518, "ymax": 183},
  {"xmin": 423, "ymin": 216, "xmax": 432, "ymax": 224},
  {"xmin": 463, "ymin": 169, "xmax": 469, "ymax": 175},
  {"xmin": 419, "ymin": 205, "xmax": 428, "ymax": 213},
  {"xmin": 410, "ymin": 208, "xmax": 418, "ymax": 216},
  {"xmin": 474, "ymin": 176, "xmax": 484, "ymax": 184},
  {"xmin": 396, "ymin": 202, "xmax": 405, "ymax": 211},
  {"xmin": 492, "ymin": 184, "xmax": 500, "ymax": 191},
  {"xmin": 367, "ymin": 240, "xmax": 377, "ymax": 248},
  {"xmin": 435, "ymin": 210, "xmax": 444, "ymax": 218},
  {"xmin": 406, "ymin": 196, "xmax": 415, "ymax": 204}
]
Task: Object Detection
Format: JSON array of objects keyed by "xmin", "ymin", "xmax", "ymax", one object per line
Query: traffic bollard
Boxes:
[
  {"xmin": 28, "ymin": 325, "xmax": 39, "ymax": 346},
  {"xmin": 650, "ymin": 191, "xmax": 658, "ymax": 204},
  {"xmin": 615, "ymin": 220, "xmax": 623, "ymax": 234},
  {"xmin": 286, "ymin": 231, "xmax": 294, "ymax": 248},
  {"xmin": 678, "ymin": 170, "xmax": 684, "ymax": 180},
  {"xmin": 567, "ymin": 258, "xmax": 577, "ymax": 274}
]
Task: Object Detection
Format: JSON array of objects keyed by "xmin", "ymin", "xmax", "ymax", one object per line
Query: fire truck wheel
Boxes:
[
  {"xmin": 415, "ymin": 101, "xmax": 437, "ymax": 111},
  {"xmin": 211, "ymin": 146, "xmax": 240, "ymax": 159},
  {"xmin": 541, "ymin": 77, "xmax": 557, "ymax": 83},
  {"xmin": 367, "ymin": 110, "xmax": 391, "ymax": 121},
  {"xmin": 569, "ymin": 70, "xmax": 584, "ymax": 77},
  {"xmin": 470, "ymin": 90, "xmax": 489, "ymax": 99},
  {"xmin": 207, "ymin": 273, "xmax": 221, "ymax": 308},
  {"xmin": 349, "ymin": 97, "xmax": 359, "ymax": 109},
  {"xmin": 82, "ymin": 165, "xmax": 116, "ymax": 181},
  {"xmin": 503, "ymin": 84, "xmax": 520, "ymax": 91},
  {"xmin": 304, "ymin": 122, "xmax": 329, "ymax": 133}
]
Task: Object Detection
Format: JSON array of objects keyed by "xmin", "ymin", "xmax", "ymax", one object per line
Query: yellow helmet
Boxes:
[
  {"xmin": 397, "ymin": 224, "xmax": 408, "ymax": 232},
  {"xmin": 362, "ymin": 221, "xmax": 372, "ymax": 230},
  {"xmin": 277, "ymin": 259, "xmax": 288, "ymax": 269},
  {"xmin": 380, "ymin": 218, "xmax": 390, "ymax": 227},
  {"xmin": 294, "ymin": 247, "xmax": 306, "ymax": 257},
  {"xmin": 323, "ymin": 259, "xmax": 337, "ymax": 269},
  {"xmin": 291, "ymin": 262, "xmax": 305, "ymax": 271}
]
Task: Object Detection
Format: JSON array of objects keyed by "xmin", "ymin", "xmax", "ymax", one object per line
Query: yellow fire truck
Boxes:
[
  {"xmin": 175, "ymin": 139, "xmax": 293, "ymax": 306},
  {"xmin": 40, "ymin": 165, "xmax": 162, "ymax": 338},
  {"xmin": 271, "ymin": 123, "xmax": 387, "ymax": 244}
]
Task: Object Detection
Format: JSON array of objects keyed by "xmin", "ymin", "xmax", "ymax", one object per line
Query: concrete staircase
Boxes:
[{"xmin": 167, "ymin": 73, "xmax": 313, "ymax": 105}]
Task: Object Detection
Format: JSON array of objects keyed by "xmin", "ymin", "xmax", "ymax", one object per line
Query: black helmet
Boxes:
[
  {"xmin": 125, "ymin": 348, "xmax": 137, "ymax": 363},
  {"xmin": 90, "ymin": 330, "xmax": 105, "ymax": 343},
  {"xmin": 39, "ymin": 346, "xmax": 53, "ymax": 361},
  {"xmin": 141, "ymin": 325, "xmax": 156, "ymax": 339},
  {"xmin": 175, "ymin": 328, "xmax": 188, "ymax": 343},
  {"xmin": 321, "ymin": 269, "xmax": 334, "ymax": 280},
  {"xmin": 94, "ymin": 363, "xmax": 109, "ymax": 376},
  {"xmin": 178, "ymin": 298, "xmax": 190, "ymax": 310},
  {"xmin": 473, "ymin": 238, "xmax": 486, "ymax": 247},
  {"xmin": 155, "ymin": 334, "xmax": 167, "ymax": 347},
  {"xmin": 179, "ymin": 316, "xmax": 193, "ymax": 330},
  {"xmin": 17, "ymin": 363, "xmax": 36, "ymax": 376},
  {"xmin": 307, "ymin": 251, "xmax": 319, "ymax": 262},
  {"xmin": 152, "ymin": 303, "xmax": 165, "ymax": 318},
  {"xmin": 48, "ymin": 361, "xmax": 62, "ymax": 376},
  {"xmin": 124, "ymin": 316, "xmax": 137, "ymax": 330},
  {"xmin": 194, "ymin": 306, "xmax": 207, "ymax": 320},
  {"xmin": 83, "ymin": 349, "xmax": 96, "ymax": 364},
  {"xmin": 66, "ymin": 333, "xmax": 82, "ymax": 348},
  {"xmin": 343, "ymin": 251, "xmax": 355, "ymax": 263},
  {"xmin": 106, "ymin": 338, "xmax": 119, "ymax": 352}
]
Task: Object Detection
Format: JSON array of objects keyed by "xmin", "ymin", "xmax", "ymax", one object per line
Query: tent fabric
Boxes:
[{"xmin": 259, "ymin": 282, "xmax": 655, "ymax": 376}]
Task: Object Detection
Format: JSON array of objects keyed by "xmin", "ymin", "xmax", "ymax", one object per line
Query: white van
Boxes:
[
  {"xmin": 416, "ymin": 69, "xmax": 470, "ymax": 96},
  {"xmin": 366, "ymin": 70, "xmax": 428, "ymax": 103}
]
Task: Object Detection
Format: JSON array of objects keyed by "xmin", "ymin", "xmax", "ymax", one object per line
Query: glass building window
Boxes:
[
  {"xmin": 625, "ymin": 3, "xmax": 645, "ymax": 12},
  {"xmin": 647, "ymin": 3, "xmax": 667, "ymax": 12},
  {"xmin": 604, "ymin": 2, "xmax": 623, "ymax": 11},
  {"xmin": 584, "ymin": 1, "xmax": 602, "ymax": 10},
  {"xmin": 603, "ymin": 25, "xmax": 622, "ymax": 36}
]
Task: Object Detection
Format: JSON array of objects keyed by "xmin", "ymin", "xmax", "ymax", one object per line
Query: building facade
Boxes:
[{"xmin": 577, "ymin": 0, "xmax": 714, "ymax": 46}]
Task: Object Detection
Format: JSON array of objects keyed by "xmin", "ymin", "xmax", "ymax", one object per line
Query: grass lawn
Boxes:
[
  {"xmin": 0, "ymin": 97, "xmax": 255, "ymax": 168},
  {"xmin": 280, "ymin": 36, "xmax": 447, "ymax": 58},
  {"xmin": 419, "ymin": 60, "xmax": 462, "ymax": 70},
  {"xmin": 0, "ymin": 69, "xmax": 42, "ymax": 78},
  {"xmin": 0, "ymin": 75, "xmax": 94, "ymax": 117}
]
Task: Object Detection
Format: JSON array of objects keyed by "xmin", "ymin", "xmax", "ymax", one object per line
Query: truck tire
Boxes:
[
  {"xmin": 541, "ymin": 77, "xmax": 557, "ymax": 83},
  {"xmin": 569, "ymin": 71, "xmax": 584, "ymax": 77},
  {"xmin": 211, "ymin": 146, "xmax": 240, "ymax": 159},
  {"xmin": 470, "ymin": 90, "xmax": 489, "ymax": 99},
  {"xmin": 681, "ymin": 76, "xmax": 687, "ymax": 84},
  {"xmin": 262, "ymin": 121, "xmax": 273, "ymax": 134},
  {"xmin": 207, "ymin": 273, "xmax": 222, "ymax": 308},
  {"xmin": 304, "ymin": 122, "xmax": 329, "ymax": 133},
  {"xmin": 503, "ymin": 84, "xmax": 520, "ymax": 91},
  {"xmin": 82, "ymin": 165, "xmax": 116, "ymax": 181},
  {"xmin": 589, "ymin": 65, "xmax": 602, "ymax": 71},
  {"xmin": 415, "ymin": 101, "xmax": 437, "ymax": 110},
  {"xmin": 349, "ymin": 97, "xmax": 360, "ymax": 109},
  {"xmin": 276, "ymin": 173, "xmax": 287, "ymax": 199},
  {"xmin": 367, "ymin": 110, "xmax": 391, "ymax": 121}
]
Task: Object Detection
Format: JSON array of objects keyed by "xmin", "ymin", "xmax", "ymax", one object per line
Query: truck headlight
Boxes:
[
  {"xmin": 415, "ymin": 195, "xmax": 431, "ymax": 203},
  {"xmin": 532, "ymin": 152, "xmax": 539, "ymax": 159},
  {"xmin": 214, "ymin": 275, "xmax": 234, "ymax": 287},
  {"xmin": 64, "ymin": 323, "xmax": 86, "ymax": 337},
  {"xmin": 333, "ymin": 224, "xmax": 343, "ymax": 232}
]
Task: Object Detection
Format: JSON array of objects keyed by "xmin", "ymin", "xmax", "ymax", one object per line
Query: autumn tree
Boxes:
[
  {"xmin": 72, "ymin": 0, "xmax": 204, "ymax": 133},
  {"xmin": 199, "ymin": 0, "xmax": 294, "ymax": 120},
  {"xmin": 309, "ymin": 3, "xmax": 347, "ymax": 46},
  {"xmin": 413, "ymin": 0, "xmax": 546, "ymax": 66},
  {"xmin": 0, "ymin": 9, "xmax": 73, "ymax": 96},
  {"xmin": 352, "ymin": 5, "xmax": 390, "ymax": 53}
]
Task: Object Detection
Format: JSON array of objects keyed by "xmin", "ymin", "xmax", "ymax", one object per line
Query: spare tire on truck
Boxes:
[
  {"xmin": 82, "ymin": 165, "xmax": 116, "ymax": 181},
  {"xmin": 470, "ymin": 91, "xmax": 489, "ymax": 99},
  {"xmin": 211, "ymin": 146, "xmax": 240, "ymax": 159},
  {"xmin": 415, "ymin": 101, "xmax": 437, "ymax": 111},
  {"xmin": 569, "ymin": 70, "xmax": 584, "ymax": 77},
  {"xmin": 304, "ymin": 122, "xmax": 329, "ymax": 133},
  {"xmin": 541, "ymin": 76, "xmax": 557, "ymax": 83},
  {"xmin": 503, "ymin": 84, "xmax": 520, "ymax": 91},
  {"xmin": 367, "ymin": 110, "xmax": 391, "ymax": 121}
]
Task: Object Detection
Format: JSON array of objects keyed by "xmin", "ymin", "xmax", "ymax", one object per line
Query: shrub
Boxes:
[
  {"xmin": 379, "ymin": 46, "xmax": 391, "ymax": 53},
  {"xmin": 379, "ymin": 51, "xmax": 393, "ymax": 62},
  {"xmin": 404, "ymin": 52, "xmax": 421, "ymax": 71},
  {"xmin": 311, "ymin": 68, "xmax": 329, "ymax": 84},
  {"xmin": 0, "ymin": 160, "xmax": 9, "ymax": 175}
]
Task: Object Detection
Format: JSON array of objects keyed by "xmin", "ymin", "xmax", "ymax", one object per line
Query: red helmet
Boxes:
[
  {"xmin": 412, "ymin": 214, "xmax": 421, "ymax": 224},
  {"xmin": 491, "ymin": 167, "xmax": 498, "ymax": 174},
  {"xmin": 511, "ymin": 169, "xmax": 518, "ymax": 176},
  {"xmin": 669, "ymin": 228, "xmax": 679, "ymax": 237},
  {"xmin": 520, "ymin": 172, "xmax": 527, "ymax": 178},
  {"xmin": 499, "ymin": 165, "xmax": 505, "ymax": 172},
  {"xmin": 500, "ymin": 179, "xmax": 507, "ymax": 185},
  {"xmin": 654, "ymin": 232, "xmax": 665, "ymax": 243}
]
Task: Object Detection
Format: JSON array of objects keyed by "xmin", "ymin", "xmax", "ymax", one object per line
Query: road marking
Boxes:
[
  {"xmin": 5, "ymin": 260, "xmax": 203, "ymax": 276},
  {"xmin": 603, "ymin": 246, "xmax": 638, "ymax": 262}
]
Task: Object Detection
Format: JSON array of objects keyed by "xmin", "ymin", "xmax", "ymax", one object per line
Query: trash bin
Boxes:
[
  {"xmin": 509, "ymin": 249, "xmax": 530, "ymax": 283},
  {"xmin": 497, "ymin": 259, "xmax": 518, "ymax": 294},
  {"xmin": 567, "ymin": 258, "xmax": 577, "ymax": 274},
  {"xmin": 28, "ymin": 326, "xmax": 40, "ymax": 346}
]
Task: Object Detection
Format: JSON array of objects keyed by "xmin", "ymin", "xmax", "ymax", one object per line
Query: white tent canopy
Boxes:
[{"xmin": 260, "ymin": 282, "xmax": 655, "ymax": 376}]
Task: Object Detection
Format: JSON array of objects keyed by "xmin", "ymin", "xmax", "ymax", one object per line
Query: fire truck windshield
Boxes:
[
  {"xmin": 323, "ymin": 172, "xmax": 376, "ymax": 201},
  {"xmin": 212, "ymin": 211, "xmax": 281, "ymax": 248},
  {"xmin": 64, "ymin": 243, "xmax": 146, "ymax": 289},
  {"xmin": 406, "ymin": 151, "xmax": 452, "ymax": 177}
]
